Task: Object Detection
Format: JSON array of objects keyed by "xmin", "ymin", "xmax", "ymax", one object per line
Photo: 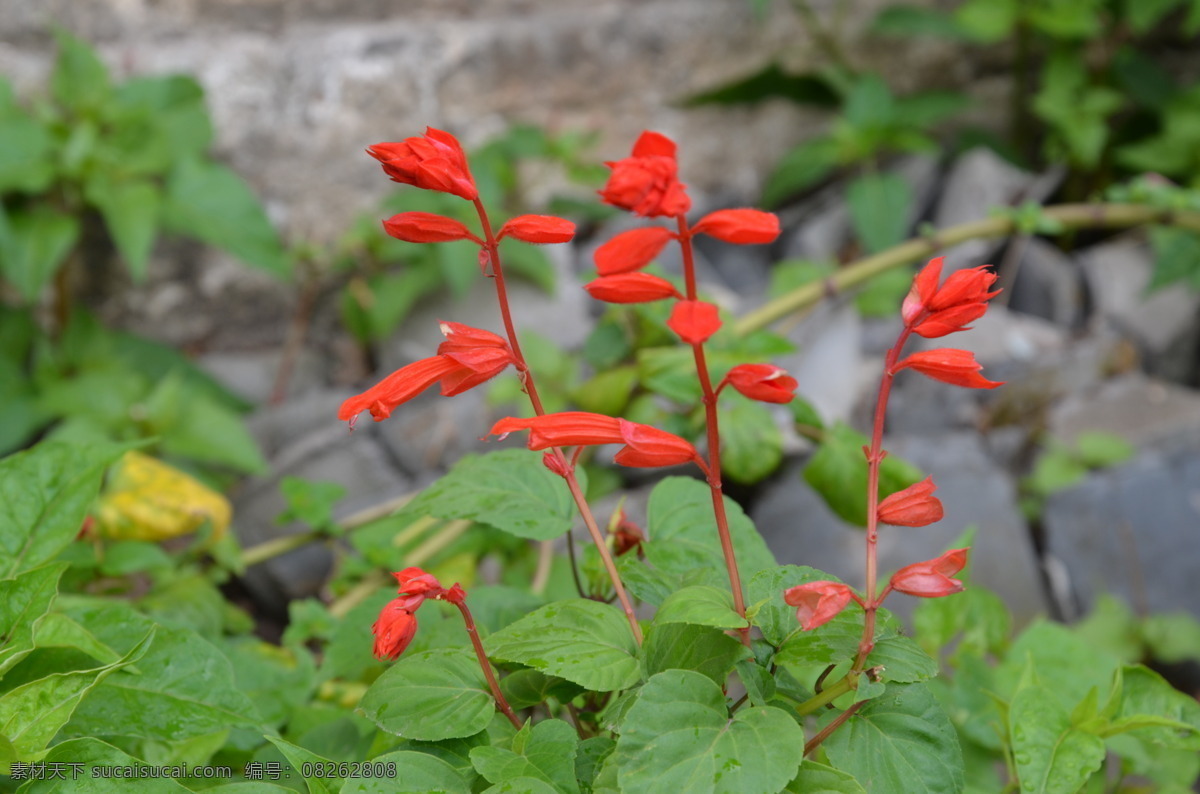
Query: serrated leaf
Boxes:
[
  {"xmin": 747, "ymin": 565, "xmax": 836, "ymax": 646},
  {"xmin": 615, "ymin": 670, "xmax": 805, "ymax": 794},
  {"xmin": 0, "ymin": 629, "xmax": 153, "ymax": 759},
  {"xmin": 1105, "ymin": 665, "xmax": 1200, "ymax": 748},
  {"xmin": 1009, "ymin": 680, "xmax": 1105, "ymax": 794},
  {"xmin": 264, "ymin": 735, "xmax": 339, "ymax": 794},
  {"xmin": 358, "ymin": 648, "xmax": 495, "ymax": 742},
  {"xmin": 642, "ymin": 623, "xmax": 751, "ymax": 686},
  {"xmin": 21, "ymin": 737, "xmax": 191, "ymax": 793},
  {"xmin": 485, "ymin": 599, "xmax": 640, "ymax": 692},
  {"xmin": 783, "ymin": 760, "xmax": 868, "ymax": 793},
  {"xmin": 163, "ymin": 157, "xmax": 288, "ymax": 276},
  {"xmin": 341, "ymin": 750, "xmax": 472, "ymax": 793},
  {"xmin": 802, "ymin": 423, "xmax": 923, "ymax": 526},
  {"xmin": 0, "ymin": 563, "xmax": 68, "ymax": 680},
  {"xmin": 470, "ymin": 718, "xmax": 579, "ymax": 793},
  {"xmin": 408, "ymin": 450, "xmax": 580, "ymax": 541},
  {"xmin": 655, "ymin": 585, "xmax": 748, "ymax": 630},
  {"xmin": 499, "ymin": 669, "xmax": 582, "ymax": 711},
  {"xmin": 0, "ymin": 206, "xmax": 80, "ymax": 302},
  {"xmin": 0, "ymin": 441, "xmax": 129, "ymax": 578},
  {"xmin": 822, "ymin": 682, "xmax": 963, "ymax": 793}
]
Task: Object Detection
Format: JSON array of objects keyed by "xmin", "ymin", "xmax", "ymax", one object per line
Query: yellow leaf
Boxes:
[{"xmin": 93, "ymin": 451, "xmax": 231, "ymax": 542}]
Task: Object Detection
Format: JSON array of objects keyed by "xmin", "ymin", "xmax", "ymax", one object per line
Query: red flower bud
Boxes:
[
  {"xmin": 599, "ymin": 131, "xmax": 691, "ymax": 218},
  {"xmin": 584, "ymin": 273, "xmax": 681, "ymax": 304},
  {"xmin": 691, "ymin": 208, "xmax": 780, "ymax": 244},
  {"xmin": 372, "ymin": 601, "xmax": 419, "ymax": 661},
  {"xmin": 893, "ymin": 349, "xmax": 1003, "ymax": 390},
  {"xmin": 889, "ymin": 548, "xmax": 969, "ymax": 598},
  {"xmin": 594, "ymin": 227, "xmax": 674, "ymax": 275},
  {"xmin": 877, "ymin": 476, "xmax": 944, "ymax": 527},
  {"xmin": 368, "ymin": 127, "xmax": 478, "ymax": 201},
  {"xmin": 489, "ymin": 412, "xmax": 700, "ymax": 470},
  {"xmin": 610, "ymin": 508, "xmax": 645, "ymax": 556},
  {"xmin": 613, "ymin": 418, "xmax": 701, "ymax": 468},
  {"xmin": 497, "ymin": 214, "xmax": 576, "ymax": 244},
  {"xmin": 667, "ymin": 300, "xmax": 722, "ymax": 345},
  {"xmin": 902, "ymin": 257, "xmax": 1001, "ymax": 337},
  {"xmin": 382, "ymin": 212, "xmax": 481, "ymax": 244},
  {"xmin": 542, "ymin": 451, "xmax": 573, "ymax": 478},
  {"xmin": 783, "ymin": 581, "xmax": 855, "ymax": 631},
  {"xmin": 724, "ymin": 363, "xmax": 797, "ymax": 404},
  {"xmin": 393, "ymin": 567, "xmax": 443, "ymax": 597}
]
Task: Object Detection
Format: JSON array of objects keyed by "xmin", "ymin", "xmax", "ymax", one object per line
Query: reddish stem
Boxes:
[
  {"xmin": 852, "ymin": 325, "xmax": 913, "ymax": 674},
  {"xmin": 675, "ymin": 215, "xmax": 749, "ymax": 646},
  {"xmin": 454, "ymin": 600, "xmax": 522, "ymax": 729},
  {"xmin": 472, "ymin": 199, "xmax": 643, "ymax": 646}
]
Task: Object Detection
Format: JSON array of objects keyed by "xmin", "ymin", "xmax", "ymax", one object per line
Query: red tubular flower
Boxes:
[
  {"xmin": 489, "ymin": 412, "xmax": 700, "ymax": 469},
  {"xmin": 889, "ymin": 548, "xmax": 969, "ymax": 598},
  {"xmin": 594, "ymin": 227, "xmax": 674, "ymax": 275},
  {"xmin": 667, "ymin": 300, "xmax": 722, "ymax": 345},
  {"xmin": 368, "ymin": 127, "xmax": 478, "ymax": 201},
  {"xmin": 584, "ymin": 273, "xmax": 681, "ymax": 304},
  {"xmin": 394, "ymin": 567, "xmax": 443, "ymax": 597},
  {"xmin": 877, "ymin": 476, "xmax": 943, "ymax": 527},
  {"xmin": 497, "ymin": 214, "xmax": 576, "ymax": 244},
  {"xmin": 339, "ymin": 355, "xmax": 462, "ymax": 424},
  {"xmin": 783, "ymin": 581, "xmax": 855, "ymax": 631},
  {"xmin": 599, "ymin": 131, "xmax": 691, "ymax": 218},
  {"xmin": 901, "ymin": 256, "xmax": 1001, "ymax": 337},
  {"xmin": 372, "ymin": 601, "xmax": 419, "ymax": 661},
  {"xmin": 436, "ymin": 321, "xmax": 516, "ymax": 396},
  {"xmin": 382, "ymin": 212, "xmax": 482, "ymax": 244},
  {"xmin": 614, "ymin": 418, "xmax": 701, "ymax": 468},
  {"xmin": 723, "ymin": 363, "xmax": 797, "ymax": 404},
  {"xmin": 691, "ymin": 209, "xmax": 781, "ymax": 245},
  {"xmin": 893, "ymin": 349, "xmax": 1003, "ymax": 389}
]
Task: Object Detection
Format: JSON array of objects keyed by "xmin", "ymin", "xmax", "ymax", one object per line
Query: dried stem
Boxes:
[
  {"xmin": 473, "ymin": 199, "xmax": 642, "ymax": 646},
  {"xmin": 675, "ymin": 215, "xmax": 749, "ymax": 646}
]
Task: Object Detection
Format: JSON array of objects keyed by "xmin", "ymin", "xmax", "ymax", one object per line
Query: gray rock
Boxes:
[
  {"xmin": 775, "ymin": 302, "xmax": 864, "ymax": 428},
  {"xmin": 754, "ymin": 432, "xmax": 1045, "ymax": 624},
  {"xmin": 933, "ymin": 149, "xmax": 1064, "ymax": 268},
  {"xmin": 1048, "ymin": 374, "xmax": 1200, "ymax": 451},
  {"xmin": 1042, "ymin": 431, "xmax": 1200, "ymax": 619},
  {"xmin": 1004, "ymin": 237, "xmax": 1088, "ymax": 329},
  {"xmin": 196, "ymin": 347, "xmax": 324, "ymax": 405}
]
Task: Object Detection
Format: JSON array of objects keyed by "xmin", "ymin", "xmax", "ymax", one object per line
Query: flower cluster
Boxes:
[
  {"xmin": 489, "ymin": 412, "xmax": 702, "ymax": 469},
  {"xmin": 372, "ymin": 567, "xmax": 465, "ymax": 661}
]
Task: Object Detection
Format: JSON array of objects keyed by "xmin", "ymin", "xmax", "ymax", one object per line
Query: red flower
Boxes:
[
  {"xmin": 594, "ymin": 227, "xmax": 674, "ymax": 275},
  {"xmin": 382, "ymin": 212, "xmax": 482, "ymax": 244},
  {"xmin": 609, "ymin": 507, "xmax": 645, "ymax": 556},
  {"xmin": 497, "ymin": 215, "xmax": 576, "ymax": 244},
  {"xmin": 489, "ymin": 412, "xmax": 700, "ymax": 469},
  {"xmin": 394, "ymin": 567, "xmax": 443, "ymax": 598},
  {"xmin": 339, "ymin": 355, "xmax": 462, "ymax": 424},
  {"xmin": 723, "ymin": 363, "xmax": 796, "ymax": 404},
  {"xmin": 691, "ymin": 209, "xmax": 780, "ymax": 245},
  {"xmin": 889, "ymin": 548, "xmax": 969, "ymax": 598},
  {"xmin": 599, "ymin": 131, "xmax": 691, "ymax": 218},
  {"xmin": 667, "ymin": 300, "xmax": 722, "ymax": 345},
  {"xmin": 783, "ymin": 581, "xmax": 856, "ymax": 631},
  {"xmin": 372, "ymin": 601, "xmax": 419, "ymax": 661},
  {"xmin": 877, "ymin": 476, "xmax": 943, "ymax": 527},
  {"xmin": 901, "ymin": 257, "xmax": 1000, "ymax": 338},
  {"xmin": 893, "ymin": 349, "xmax": 1003, "ymax": 390},
  {"xmin": 584, "ymin": 273, "xmax": 681, "ymax": 304},
  {"xmin": 368, "ymin": 128, "xmax": 478, "ymax": 201}
]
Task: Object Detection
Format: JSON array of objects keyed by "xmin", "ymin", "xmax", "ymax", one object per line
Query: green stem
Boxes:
[
  {"xmin": 794, "ymin": 672, "xmax": 858, "ymax": 717},
  {"xmin": 735, "ymin": 203, "xmax": 1200, "ymax": 334}
]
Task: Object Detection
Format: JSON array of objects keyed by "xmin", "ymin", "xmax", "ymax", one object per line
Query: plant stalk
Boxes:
[{"xmin": 455, "ymin": 600, "xmax": 522, "ymax": 729}]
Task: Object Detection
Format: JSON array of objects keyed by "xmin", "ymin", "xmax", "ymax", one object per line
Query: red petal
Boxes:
[
  {"xmin": 594, "ymin": 227, "xmax": 674, "ymax": 275},
  {"xmin": 382, "ymin": 212, "xmax": 479, "ymax": 244},
  {"xmin": 877, "ymin": 476, "xmax": 944, "ymax": 527},
  {"xmin": 339, "ymin": 356, "xmax": 462, "ymax": 422},
  {"xmin": 498, "ymin": 214, "xmax": 576, "ymax": 244},
  {"xmin": 890, "ymin": 548, "xmax": 969, "ymax": 598},
  {"xmin": 631, "ymin": 130, "xmax": 677, "ymax": 159},
  {"xmin": 667, "ymin": 300, "xmax": 722, "ymax": 345},
  {"xmin": 725, "ymin": 363, "xmax": 797, "ymax": 404},
  {"xmin": 782, "ymin": 581, "xmax": 854, "ymax": 631},
  {"xmin": 584, "ymin": 273, "xmax": 681, "ymax": 304},
  {"xmin": 692, "ymin": 209, "xmax": 780, "ymax": 245},
  {"xmin": 893, "ymin": 349, "xmax": 1003, "ymax": 390},
  {"xmin": 613, "ymin": 419, "xmax": 699, "ymax": 468}
]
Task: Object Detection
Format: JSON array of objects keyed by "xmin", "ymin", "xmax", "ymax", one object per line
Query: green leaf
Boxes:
[
  {"xmin": 655, "ymin": 585, "xmax": 749, "ymax": 630},
  {"xmin": 358, "ymin": 648, "xmax": 496, "ymax": 741},
  {"xmin": 0, "ymin": 206, "xmax": 81, "ymax": 302},
  {"xmin": 762, "ymin": 138, "xmax": 839, "ymax": 207},
  {"xmin": 0, "ymin": 628, "xmax": 152, "ymax": 759},
  {"xmin": 870, "ymin": 5, "xmax": 970, "ymax": 39},
  {"xmin": 481, "ymin": 778, "xmax": 560, "ymax": 794},
  {"xmin": 20, "ymin": 737, "xmax": 192, "ymax": 792},
  {"xmin": 1009, "ymin": 678, "xmax": 1106, "ymax": 793},
  {"xmin": 1074, "ymin": 431, "xmax": 1135, "ymax": 469},
  {"xmin": 0, "ymin": 109, "xmax": 54, "ymax": 192},
  {"xmin": 912, "ymin": 584, "xmax": 1011, "ymax": 659},
  {"xmin": 614, "ymin": 670, "xmax": 805, "ymax": 794},
  {"xmin": 953, "ymin": 0, "xmax": 1018, "ymax": 41},
  {"xmin": 573, "ymin": 366, "xmax": 637, "ymax": 417},
  {"xmin": 51, "ymin": 30, "xmax": 112, "ymax": 112},
  {"xmin": 0, "ymin": 440, "xmax": 128, "ymax": 578},
  {"xmin": 1142, "ymin": 612, "xmax": 1200, "ymax": 663},
  {"xmin": 60, "ymin": 602, "xmax": 265, "ymax": 742},
  {"xmin": 407, "ymin": 450, "xmax": 581, "ymax": 541},
  {"xmin": 642, "ymin": 623, "xmax": 750, "ymax": 687},
  {"xmin": 485, "ymin": 599, "xmax": 640, "ymax": 692},
  {"xmin": 1106, "ymin": 665, "xmax": 1200, "ymax": 747},
  {"xmin": 1147, "ymin": 227, "xmax": 1200, "ymax": 292},
  {"xmin": 341, "ymin": 750, "xmax": 472, "ymax": 794},
  {"xmin": 802, "ymin": 423, "xmax": 923, "ymax": 526},
  {"xmin": 85, "ymin": 177, "xmax": 161, "ymax": 281},
  {"xmin": 143, "ymin": 371, "xmax": 268, "ymax": 473},
  {"xmin": 163, "ymin": 157, "xmax": 288, "ymax": 277},
  {"xmin": 114, "ymin": 74, "xmax": 214, "ymax": 158},
  {"xmin": 575, "ymin": 736, "xmax": 616, "ymax": 793},
  {"xmin": 277, "ymin": 476, "xmax": 346, "ymax": 530},
  {"xmin": 783, "ymin": 760, "xmax": 868, "ymax": 793},
  {"xmin": 994, "ymin": 621, "xmax": 1119, "ymax": 712},
  {"xmin": 847, "ymin": 172, "xmax": 912, "ymax": 255},
  {"xmin": 868, "ymin": 635, "xmax": 938, "ymax": 684},
  {"xmin": 822, "ymin": 682, "xmax": 964, "ymax": 793},
  {"xmin": 682, "ymin": 63, "xmax": 839, "ymax": 108},
  {"xmin": 854, "ymin": 267, "xmax": 913, "ymax": 318},
  {"xmin": 264, "ymin": 735, "xmax": 339, "ymax": 794},
  {"xmin": 470, "ymin": 718, "xmax": 580, "ymax": 793},
  {"xmin": 719, "ymin": 397, "xmax": 783, "ymax": 484},
  {"xmin": 499, "ymin": 669, "xmax": 582, "ymax": 711},
  {"xmin": 498, "ymin": 238, "xmax": 556, "ymax": 293},
  {"xmin": 643, "ymin": 476, "xmax": 776, "ymax": 585},
  {"xmin": 0, "ymin": 562, "xmax": 68, "ymax": 676}
]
